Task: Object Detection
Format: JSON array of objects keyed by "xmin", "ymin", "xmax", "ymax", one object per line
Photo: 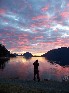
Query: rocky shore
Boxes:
[
  {"xmin": 0, "ymin": 57, "xmax": 10, "ymax": 61},
  {"xmin": 0, "ymin": 79, "xmax": 69, "ymax": 93}
]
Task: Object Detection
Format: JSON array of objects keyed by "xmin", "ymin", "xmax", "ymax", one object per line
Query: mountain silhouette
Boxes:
[
  {"xmin": 23, "ymin": 52, "xmax": 33, "ymax": 58},
  {"xmin": 0, "ymin": 43, "xmax": 10, "ymax": 57},
  {"xmin": 10, "ymin": 53, "xmax": 16, "ymax": 57},
  {"xmin": 42, "ymin": 47, "xmax": 69, "ymax": 66}
]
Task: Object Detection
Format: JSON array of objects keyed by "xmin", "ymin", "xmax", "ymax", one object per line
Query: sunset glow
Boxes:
[{"xmin": 0, "ymin": 0, "xmax": 69, "ymax": 55}]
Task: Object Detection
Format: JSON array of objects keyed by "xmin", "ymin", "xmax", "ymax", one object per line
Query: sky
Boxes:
[{"xmin": 0, "ymin": 0, "xmax": 69, "ymax": 55}]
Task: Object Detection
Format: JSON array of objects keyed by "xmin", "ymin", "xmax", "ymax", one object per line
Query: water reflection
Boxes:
[
  {"xmin": 0, "ymin": 61, "xmax": 6, "ymax": 69},
  {"xmin": 0, "ymin": 56, "xmax": 69, "ymax": 81},
  {"xmin": 23, "ymin": 57, "xmax": 32, "ymax": 61},
  {"xmin": 0, "ymin": 60, "xmax": 8, "ymax": 70},
  {"xmin": 47, "ymin": 59, "xmax": 69, "ymax": 66}
]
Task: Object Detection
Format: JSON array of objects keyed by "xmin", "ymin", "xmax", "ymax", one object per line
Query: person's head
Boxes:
[{"xmin": 36, "ymin": 60, "xmax": 38, "ymax": 63}]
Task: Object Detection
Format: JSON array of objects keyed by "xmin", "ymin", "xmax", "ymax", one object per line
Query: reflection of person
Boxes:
[{"xmin": 33, "ymin": 60, "xmax": 40, "ymax": 82}]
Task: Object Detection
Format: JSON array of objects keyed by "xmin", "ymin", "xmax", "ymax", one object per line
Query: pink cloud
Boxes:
[
  {"xmin": 60, "ymin": 12, "xmax": 69, "ymax": 18},
  {"xmin": 0, "ymin": 9, "xmax": 6, "ymax": 14},
  {"xmin": 67, "ymin": 3, "xmax": 69, "ymax": 7},
  {"xmin": 32, "ymin": 15, "xmax": 49, "ymax": 20},
  {"xmin": 18, "ymin": 42, "xmax": 25, "ymax": 45},
  {"xmin": 33, "ymin": 36, "xmax": 44, "ymax": 40},
  {"xmin": 31, "ymin": 20, "xmax": 51, "ymax": 28},
  {"xmin": 23, "ymin": 46, "xmax": 31, "ymax": 49},
  {"xmin": 41, "ymin": 5, "xmax": 49, "ymax": 11},
  {"xmin": 0, "ymin": 34, "xmax": 2, "ymax": 36}
]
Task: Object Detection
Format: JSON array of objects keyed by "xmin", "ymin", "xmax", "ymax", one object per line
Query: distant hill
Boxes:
[
  {"xmin": 42, "ymin": 47, "xmax": 69, "ymax": 66},
  {"xmin": 0, "ymin": 43, "xmax": 10, "ymax": 57},
  {"xmin": 23, "ymin": 52, "xmax": 33, "ymax": 58},
  {"xmin": 10, "ymin": 53, "xmax": 16, "ymax": 57}
]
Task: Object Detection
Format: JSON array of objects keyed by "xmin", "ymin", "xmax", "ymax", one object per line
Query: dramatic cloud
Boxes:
[{"xmin": 0, "ymin": 0, "xmax": 69, "ymax": 55}]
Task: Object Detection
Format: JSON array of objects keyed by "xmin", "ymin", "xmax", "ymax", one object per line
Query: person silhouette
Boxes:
[{"xmin": 33, "ymin": 60, "xmax": 40, "ymax": 82}]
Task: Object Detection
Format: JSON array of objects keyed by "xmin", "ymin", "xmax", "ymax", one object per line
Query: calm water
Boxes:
[{"xmin": 0, "ymin": 56, "xmax": 69, "ymax": 81}]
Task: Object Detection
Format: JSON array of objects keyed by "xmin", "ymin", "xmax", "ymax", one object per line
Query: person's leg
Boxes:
[
  {"xmin": 33, "ymin": 71, "xmax": 36, "ymax": 81},
  {"xmin": 37, "ymin": 71, "xmax": 40, "ymax": 82}
]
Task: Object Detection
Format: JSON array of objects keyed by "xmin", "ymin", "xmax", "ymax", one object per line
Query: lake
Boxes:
[{"xmin": 0, "ymin": 56, "xmax": 69, "ymax": 81}]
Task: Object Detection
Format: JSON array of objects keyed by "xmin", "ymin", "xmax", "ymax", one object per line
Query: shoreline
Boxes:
[
  {"xmin": 0, "ymin": 78, "xmax": 69, "ymax": 93},
  {"xmin": 0, "ymin": 57, "xmax": 10, "ymax": 61}
]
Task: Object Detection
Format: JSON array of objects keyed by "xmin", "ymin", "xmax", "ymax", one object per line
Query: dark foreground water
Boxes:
[{"xmin": 0, "ymin": 56, "xmax": 69, "ymax": 81}]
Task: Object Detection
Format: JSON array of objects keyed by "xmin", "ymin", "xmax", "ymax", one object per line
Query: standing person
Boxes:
[{"xmin": 33, "ymin": 60, "xmax": 40, "ymax": 82}]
